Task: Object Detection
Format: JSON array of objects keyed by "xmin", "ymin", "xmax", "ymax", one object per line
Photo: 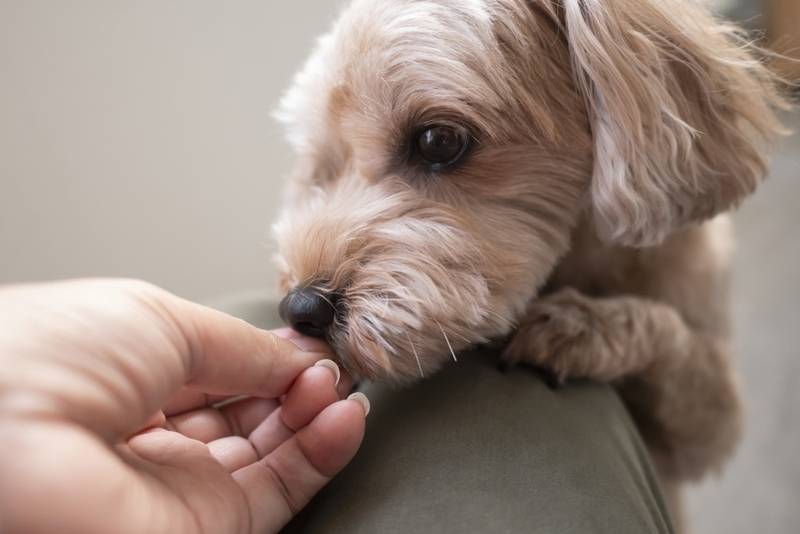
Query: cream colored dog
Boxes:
[{"xmin": 272, "ymin": 0, "xmax": 785, "ymax": 522}]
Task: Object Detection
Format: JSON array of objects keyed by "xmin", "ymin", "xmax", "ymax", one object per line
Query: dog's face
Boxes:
[{"xmin": 273, "ymin": 0, "xmax": 781, "ymax": 381}]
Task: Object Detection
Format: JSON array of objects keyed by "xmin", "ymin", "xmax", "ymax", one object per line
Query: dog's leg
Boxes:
[{"xmin": 503, "ymin": 288, "xmax": 742, "ymax": 482}]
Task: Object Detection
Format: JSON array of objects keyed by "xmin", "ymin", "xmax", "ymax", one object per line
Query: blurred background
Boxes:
[
  {"xmin": 0, "ymin": 1, "xmax": 797, "ymax": 532},
  {"xmin": 0, "ymin": 1, "xmax": 343, "ymax": 303}
]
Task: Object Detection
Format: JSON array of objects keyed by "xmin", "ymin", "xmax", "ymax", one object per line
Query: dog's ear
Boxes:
[{"xmin": 556, "ymin": 0, "xmax": 785, "ymax": 245}]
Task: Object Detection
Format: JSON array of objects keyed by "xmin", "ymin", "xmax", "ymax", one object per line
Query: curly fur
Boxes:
[{"xmin": 272, "ymin": 0, "xmax": 786, "ymax": 527}]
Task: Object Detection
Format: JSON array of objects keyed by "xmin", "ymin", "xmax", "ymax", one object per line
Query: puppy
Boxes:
[{"xmin": 272, "ymin": 0, "xmax": 785, "ymax": 523}]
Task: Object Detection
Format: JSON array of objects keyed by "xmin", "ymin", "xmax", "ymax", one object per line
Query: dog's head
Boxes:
[{"xmin": 273, "ymin": 0, "xmax": 783, "ymax": 382}]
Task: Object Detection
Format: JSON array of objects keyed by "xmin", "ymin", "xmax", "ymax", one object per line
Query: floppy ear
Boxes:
[{"xmin": 558, "ymin": 0, "xmax": 786, "ymax": 245}]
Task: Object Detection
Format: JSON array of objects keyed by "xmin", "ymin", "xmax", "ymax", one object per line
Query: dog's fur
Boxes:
[{"xmin": 272, "ymin": 0, "xmax": 785, "ymax": 523}]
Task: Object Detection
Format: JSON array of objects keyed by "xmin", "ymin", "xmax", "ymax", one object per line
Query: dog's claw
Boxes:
[
  {"xmin": 497, "ymin": 359, "xmax": 516, "ymax": 373},
  {"xmin": 537, "ymin": 366, "xmax": 566, "ymax": 389}
]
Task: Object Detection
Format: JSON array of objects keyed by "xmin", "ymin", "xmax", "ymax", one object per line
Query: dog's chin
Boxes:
[
  {"xmin": 324, "ymin": 302, "xmax": 516, "ymax": 384},
  {"xmin": 330, "ymin": 343, "xmax": 423, "ymax": 384},
  {"xmin": 329, "ymin": 332, "xmax": 455, "ymax": 385}
]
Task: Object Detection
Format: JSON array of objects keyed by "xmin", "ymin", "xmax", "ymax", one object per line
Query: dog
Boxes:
[{"xmin": 272, "ymin": 0, "xmax": 786, "ymax": 525}]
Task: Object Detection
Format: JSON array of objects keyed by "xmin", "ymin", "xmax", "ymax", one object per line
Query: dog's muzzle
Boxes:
[{"xmin": 279, "ymin": 287, "xmax": 337, "ymax": 338}]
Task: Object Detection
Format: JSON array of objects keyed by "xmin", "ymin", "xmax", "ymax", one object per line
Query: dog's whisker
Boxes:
[
  {"xmin": 436, "ymin": 321, "xmax": 458, "ymax": 363},
  {"xmin": 486, "ymin": 310, "xmax": 515, "ymax": 328},
  {"xmin": 450, "ymin": 330, "xmax": 472, "ymax": 345},
  {"xmin": 406, "ymin": 332, "xmax": 424, "ymax": 378}
]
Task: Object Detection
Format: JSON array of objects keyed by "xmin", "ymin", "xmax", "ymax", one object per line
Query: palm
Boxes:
[{"xmin": 118, "ymin": 432, "xmax": 252, "ymax": 534}]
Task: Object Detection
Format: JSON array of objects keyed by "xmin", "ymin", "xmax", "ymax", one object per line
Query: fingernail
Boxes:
[
  {"xmin": 347, "ymin": 392, "xmax": 370, "ymax": 417},
  {"xmin": 314, "ymin": 359, "xmax": 341, "ymax": 386}
]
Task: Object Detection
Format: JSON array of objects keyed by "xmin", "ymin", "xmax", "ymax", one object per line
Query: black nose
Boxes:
[{"xmin": 279, "ymin": 288, "xmax": 336, "ymax": 338}]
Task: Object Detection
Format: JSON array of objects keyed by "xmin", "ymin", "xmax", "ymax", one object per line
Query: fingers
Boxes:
[
  {"xmin": 205, "ymin": 362, "xmax": 343, "ymax": 472},
  {"xmin": 166, "ymin": 397, "xmax": 279, "ymax": 443},
  {"xmin": 125, "ymin": 353, "xmax": 367, "ymax": 534},
  {"xmin": 134, "ymin": 411, "xmax": 166, "ymax": 434},
  {"xmin": 162, "ymin": 354, "xmax": 351, "ymax": 419},
  {"xmin": 129, "ymin": 282, "xmax": 334, "ymax": 405},
  {"xmin": 233, "ymin": 398, "xmax": 368, "ymax": 533},
  {"xmin": 169, "ymin": 360, "xmax": 343, "ymax": 448},
  {"xmin": 165, "ymin": 295, "xmax": 332, "ymax": 398},
  {"xmin": 244, "ymin": 362, "xmax": 342, "ymax": 461},
  {"xmin": 162, "ymin": 329, "xmax": 333, "ymax": 417},
  {"xmin": 280, "ymin": 362, "xmax": 342, "ymax": 431},
  {"xmin": 207, "ymin": 436, "xmax": 259, "ymax": 473}
]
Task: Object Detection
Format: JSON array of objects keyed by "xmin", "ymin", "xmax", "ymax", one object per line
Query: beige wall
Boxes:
[{"xmin": 0, "ymin": 1, "xmax": 341, "ymax": 301}]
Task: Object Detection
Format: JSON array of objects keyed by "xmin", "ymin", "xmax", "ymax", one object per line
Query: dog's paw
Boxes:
[{"xmin": 502, "ymin": 288, "xmax": 620, "ymax": 383}]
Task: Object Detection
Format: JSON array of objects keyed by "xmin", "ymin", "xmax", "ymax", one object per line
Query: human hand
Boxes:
[{"xmin": 0, "ymin": 279, "xmax": 368, "ymax": 534}]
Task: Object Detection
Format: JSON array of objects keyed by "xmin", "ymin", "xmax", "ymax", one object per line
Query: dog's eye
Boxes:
[{"xmin": 415, "ymin": 125, "xmax": 470, "ymax": 170}]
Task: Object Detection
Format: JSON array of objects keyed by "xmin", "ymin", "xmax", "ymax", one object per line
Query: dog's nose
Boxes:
[{"xmin": 279, "ymin": 287, "xmax": 336, "ymax": 338}]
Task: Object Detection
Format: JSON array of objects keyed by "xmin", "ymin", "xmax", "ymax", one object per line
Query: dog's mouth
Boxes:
[{"xmin": 281, "ymin": 291, "xmax": 494, "ymax": 384}]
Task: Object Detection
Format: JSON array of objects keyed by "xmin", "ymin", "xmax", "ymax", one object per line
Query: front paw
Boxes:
[{"xmin": 503, "ymin": 289, "xmax": 620, "ymax": 383}]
